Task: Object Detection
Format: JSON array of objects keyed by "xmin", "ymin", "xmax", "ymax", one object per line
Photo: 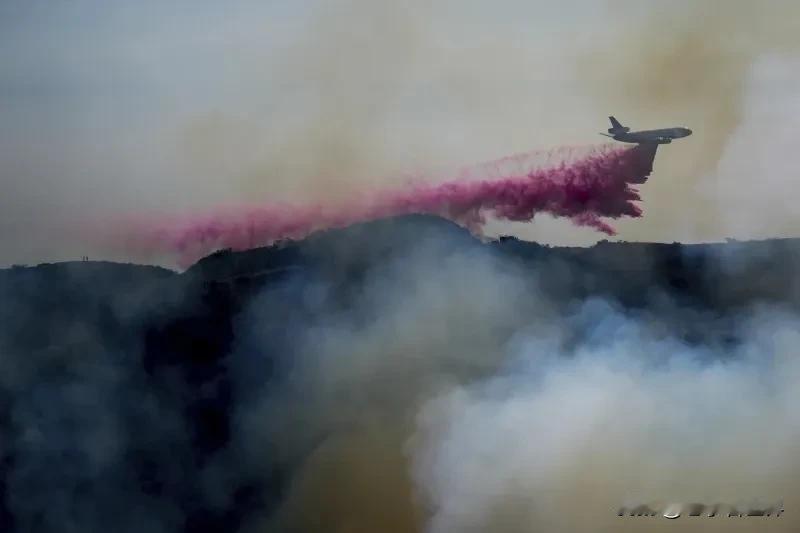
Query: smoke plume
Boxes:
[{"xmin": 223, "ymin": 225, "xmax": 800, "ymax": 533}]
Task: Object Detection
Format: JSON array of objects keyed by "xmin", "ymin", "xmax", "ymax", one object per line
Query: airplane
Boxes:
[{"xmin": 600, "ymin": 116, "xmax": 692, "ymax": 144}]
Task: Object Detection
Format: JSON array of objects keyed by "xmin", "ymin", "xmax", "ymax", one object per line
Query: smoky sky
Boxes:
[
  {"xmin": 4, "ymin": 3, "xmax": 800, "ymax": 532},
  {"xmin": 2, "ymin": 0, "xmax": 800, "ymax": 266}
]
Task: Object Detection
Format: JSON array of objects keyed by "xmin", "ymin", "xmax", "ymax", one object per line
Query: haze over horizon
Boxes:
[{"xmin": 2, "ymin": 0, "xmax": 800, "ymax": 267}]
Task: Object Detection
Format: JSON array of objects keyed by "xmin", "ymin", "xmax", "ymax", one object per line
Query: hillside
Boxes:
[{"xmin": 1, "ymin": 215, "xmax": 799, "ymax": 532}]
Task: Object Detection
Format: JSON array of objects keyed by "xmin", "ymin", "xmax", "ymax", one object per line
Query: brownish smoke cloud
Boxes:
[
  {"xmin": 179, "ymin": 0, "xmax": 436, "ymax": 205},
  {"xmin": 7, "ymin": 0, "xmax": 800, "ymax": 266},
  {"xmin": 580, "ymin": 0, "xmax": 800, "ymax": 242}
]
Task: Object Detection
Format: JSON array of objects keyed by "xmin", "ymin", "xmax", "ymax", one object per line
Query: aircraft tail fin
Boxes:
[{"xmin": 608, "ymin": 116, "xmax": 630, "ymax": 133}]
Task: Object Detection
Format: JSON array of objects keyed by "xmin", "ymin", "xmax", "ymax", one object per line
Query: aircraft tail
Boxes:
[{"xmin": 608, "ymin": 116, "xmax": 630, "ymax": 133}]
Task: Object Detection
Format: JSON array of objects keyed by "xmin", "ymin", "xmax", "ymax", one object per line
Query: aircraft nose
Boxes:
[{"xmin": 685, "ymin": 128, "xmax": 692, "ymax": 136}]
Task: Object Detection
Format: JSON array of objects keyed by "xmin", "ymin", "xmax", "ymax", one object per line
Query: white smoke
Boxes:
[
  {"xmin": 699, "ymin": 54, "xmax": 800, "ymax": 241},
  {"xmin": 410, "ymin": 301, "xmax": 800, "ymax": 532},
  {"xmin": 224, "ymin": 224, "xmax": 800, "ymax": 533}
]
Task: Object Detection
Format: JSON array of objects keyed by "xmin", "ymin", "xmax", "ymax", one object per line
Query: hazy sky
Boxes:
[{"xmin": 2, "ymin": 0, "xmax": 800, "ymax": 265}]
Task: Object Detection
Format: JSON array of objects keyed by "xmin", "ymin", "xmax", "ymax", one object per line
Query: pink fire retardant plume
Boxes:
[{"xmin": 112, "ymin": 143, "xmax": 657, "ymax": 268}]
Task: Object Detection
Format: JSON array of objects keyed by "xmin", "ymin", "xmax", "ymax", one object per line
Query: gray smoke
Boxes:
[
  {"xmin": 223, "ymin": 227, "xmax": 800, "ymax": 532},
  {"xmin": 412, "ymin": 302, "xmax": 800, "ymax": 532},
  {"xmin": 0, "ymin": 264, "xmax": 189, "ymax": 532},
  {"xmin": 3, "ymin": 1, "xmax": 800, "ymax": 531}
]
